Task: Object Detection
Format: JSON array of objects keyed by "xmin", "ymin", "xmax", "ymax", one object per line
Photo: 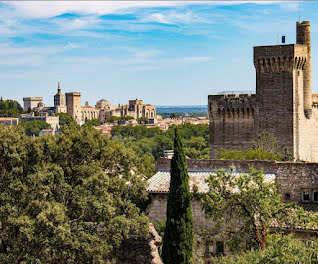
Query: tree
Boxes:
[
  {"xmin": 21, "ymin": 120, "xmax": 51, "ymax": 136},
  {"xmin": 106, "ymin": 116, "xmax": 118, "ymax": 123},
  {"xmin": 0, "ymin": 99, "xmax": 23, "ymax": 117},
  {"xmin": 83, "ymin": 118, "xmax": 100, "ymax": 127},
  {"xmin": 136, "ymin": 117, "xmax": 149, "ymax": 124},
  {"xmin": 215, "ymin": 148, "xmax": 283, "ymax": 161},
  {"xmin": 55, "ymin": 112, "xmax": 76, "ymax": 129},
  {"xmin": 162, "ymin": 128, "xmax": 194, "ymax": 264},
  {"xmin": 253, "ymin": 131, "xmax": 280, "ymax": 154},
  {"xmin": 214, "ymin": 234, "xmax": 318, "ymax": 264},
  {"xmin": 202, "ymin": 167, "xmax": 314, "ymax": 251},
  {"xmin": 0, "ymin": 125, "xmax": 148, "ymax": 263}
]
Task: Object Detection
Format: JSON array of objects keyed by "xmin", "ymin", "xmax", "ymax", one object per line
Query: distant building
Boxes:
[
  {"xmin": 103, "ymin": 99, "xmax": 156, "ymax": 122},
  {"xmin": 23, "ymin": 97, "xmax": 43, "ymax": 111},
  {"xmin": 22, "ymin": 83, "xmax": 157, "ymax": 125},
  {"xmin": 0, "ymin": 117, "xmax": 19, "ymax": 126},
  {"xmin": 54, "ymin": 82, "xmax": 67, "ymax": 113},
  {"xmin": 20, "ymin": 112, "xmax": 59, "ymax": 132},
  {"xmin": 65, "ymin": 92, "xmax": 99, "ymax": 124}
]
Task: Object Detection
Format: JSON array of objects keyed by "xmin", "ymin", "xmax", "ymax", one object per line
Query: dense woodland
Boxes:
[{"xmin": 111, "ymin": 123, "xmax": 210, "ymax": 177}]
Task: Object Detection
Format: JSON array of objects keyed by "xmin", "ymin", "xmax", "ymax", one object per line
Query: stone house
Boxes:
[{"xmin": 146, "ymin": 158, "xmax": 318, "ymax": 256}]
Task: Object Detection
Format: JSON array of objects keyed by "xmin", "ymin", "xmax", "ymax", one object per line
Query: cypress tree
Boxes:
[{"xmin": 162, "ymin": 128, "xmax": 194, "ymax": 264}]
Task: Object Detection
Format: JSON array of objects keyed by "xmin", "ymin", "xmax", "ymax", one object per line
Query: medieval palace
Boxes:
[
  {"xmin": 209, "ymin": 21, "xmax": 318, "ymax": 162},
  {"xmin": 23, "ymin": 82, "xmax": 156, "ymax": 125}
]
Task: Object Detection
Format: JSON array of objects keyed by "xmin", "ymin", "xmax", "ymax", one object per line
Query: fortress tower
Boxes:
[
  {"xmin": 65, "ymin": 92, "xmax": 81, "ymax": 123},
  {"xmin": 209, "ymin": 21, "xmax": 318, "ymax": 162}
]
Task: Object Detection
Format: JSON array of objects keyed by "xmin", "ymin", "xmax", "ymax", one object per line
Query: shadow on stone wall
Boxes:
[{"xmin": 110, "ymin": 224, "xmax": 163, "ymax": 264}]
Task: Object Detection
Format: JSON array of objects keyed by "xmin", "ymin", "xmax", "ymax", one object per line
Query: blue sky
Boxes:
[{"xmin": 1, "ymin": 1, "xmax": 318, "ymax": 106}]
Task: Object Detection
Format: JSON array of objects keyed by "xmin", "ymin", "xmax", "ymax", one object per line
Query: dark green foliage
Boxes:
[
  {"xmin": 282, "ymin": 146, "xmax": 293, "ymax": 161},
  {"xmin": 136, "ymin": 117, "xmax": 149, "ymax": 124},
  {"xmin": 21, "ymin": 120, "xmax": 51, "ymax": 136},
  {"xmin": 214, "ymin": 234, "xmax": 318, "ymax": 264},
  {"xmin": 83, "ymin": 118, "xmax": 100, "ymax": 127},
  {"xmin": 106, "ymin": 116, "xmax": 134, "ymax": 123},
  {"xmin": 0, "ymin": 124, "xmax": 148, "ymax": 263},
  {"xmin": 106, "ymin": 116, "xmax": 118, "ymax": 123},
  {"xmin": 0, "ymin": 99, "xmax": 23, "ymax": 117},
  {"xmin": 215, "ymin": 148, "xmax": 283, "ymax": 161},
  {"xmin": 162, "ymin": 128, "xmax": 194, "ymax": 264},
  {"xmin": 55, "ymin": 112, "xmax": 76, "ymax": 129},
  {"xmin": 111, "ymin": 123, "xmax": 209, "ymax": 178}
]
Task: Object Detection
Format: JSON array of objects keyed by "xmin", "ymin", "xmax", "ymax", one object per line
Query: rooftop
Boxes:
[{"xmin": 147, "ymin": 170, "xmax": 276, "ymax": 194}]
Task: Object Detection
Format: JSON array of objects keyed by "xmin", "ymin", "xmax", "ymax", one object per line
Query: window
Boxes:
[
  {"xmin": 285, "ymin": 193, "xmax": 291, "ymax": 200},
  {"xmin": 216, "ymin": 241, "xmax": 225, "ymax": 255},
  {"xmin": 302, "ymin": 189, "xmax": 310, "ymax": 202},
  {"xmin": 313, "ymin": 189, "xmax": 318, "ymax": 202}
]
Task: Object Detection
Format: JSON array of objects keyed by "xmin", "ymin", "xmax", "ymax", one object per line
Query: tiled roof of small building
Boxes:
[{"xmin": 147, "ymin": 170, "xmax": 276, "ymax": 194}]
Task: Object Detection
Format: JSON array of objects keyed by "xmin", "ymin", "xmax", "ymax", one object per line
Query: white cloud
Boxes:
[
  {"xmin": 3, "ymin": 1, "xmax": 283, "ymax": 19},
  {"xmin": 142, "ymin": 11, "xmax": 210, "ymax": 25},
  {"xmin": 173, "ymin": 56, "xmax": 213, "ymax": 65},
  {"xmin": 4, "ymin": 1, "xmax": 198, "ymax": 19}
]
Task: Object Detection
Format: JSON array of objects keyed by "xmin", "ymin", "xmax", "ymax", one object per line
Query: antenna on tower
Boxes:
[{"xmin": 299, "ymin": 0, "xmax": 301, "ymax": 22}]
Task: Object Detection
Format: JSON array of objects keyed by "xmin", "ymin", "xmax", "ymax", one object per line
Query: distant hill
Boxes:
[{"xmin": 156, "ymin": 105, "xmax": 208, "ymax": 114}]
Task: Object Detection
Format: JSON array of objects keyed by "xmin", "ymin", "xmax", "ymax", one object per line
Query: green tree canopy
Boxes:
[
  {"xmin": 202, "ymin": 167, "xmax": 316, "ymax": 251},
  {"xmin": 215, "ymin": 148, "xmax": 283, "ymax": 161},
  {"xmin": 136, "ymin": 117, "xmax": 149, "ymax": 124},
  {"xmin": 111, "ymin": 123, "xmax": 209, "ymax": 178},
  {"xmin": 162, "ymin": 128, "xmax": 194, "ymax": 264},
  {"xmin": 55, "ymin": 112, "xmax": 76, "ymax": 129},
  {"xmin": 214, "ymin": 234, "xmax": 318, "ymax": 264},
  {"xmin": 21, "ymin": 120, "xmax": 51, "ymax": 136},
  {"xmin": 83, "ymin": 118, "xmax": 100, "ymax": 127},
  {"xmin": 0, "ymin": 99, "xmax": 23, "ymax": 117},
  {"xmin": 0, "ymin": 124, "xmax": 148, "ymax": 263}
]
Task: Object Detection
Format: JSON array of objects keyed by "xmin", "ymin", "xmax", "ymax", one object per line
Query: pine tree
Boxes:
[{"xmin": 162, "ymin": 128, "xmax": 194, "ymax": 264}]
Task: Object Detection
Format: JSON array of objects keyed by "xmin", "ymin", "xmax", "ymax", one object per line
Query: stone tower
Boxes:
[
  {"xmin": 297, "ymin": 21, "xmax": 312, "ymax": 118},
  {"xmin": 54, "ymin": 82, "xmax": 67, "ymax": 113},
  {"xmin": 65, "ymin": 92, "xmax": 81, "ymax": 122},
  {"xmin": 209, "ymin": 21, "xmax": 318, "ymax": 162}
]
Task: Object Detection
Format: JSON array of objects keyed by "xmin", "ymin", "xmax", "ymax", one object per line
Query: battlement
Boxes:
[
  {"xmin": 208, "ymin": 94, "xmax": 257, "ymax": 120},
  {"xmin": 23, "ymin": 97, "xmax": 43, "ymax": 101},
  {"xmin": 65, "ymin": 92, "xmax": 81, "ymax": 96},
  {"xmin": 254, "ymin": 44, "xmax": 307, "ymax": 73}
]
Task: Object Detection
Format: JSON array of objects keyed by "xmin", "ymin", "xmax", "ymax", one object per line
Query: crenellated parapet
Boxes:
[
  {"xmin": 254, "ymin": 56, "xmax": 306, "ymax": 73},
  {"xmin": 254, "ymin": 44, "xmax": 307, "ymax": 73},
  {"xmin": 209, "ymin": 94, "xmax": 257, "ymax": 120}
]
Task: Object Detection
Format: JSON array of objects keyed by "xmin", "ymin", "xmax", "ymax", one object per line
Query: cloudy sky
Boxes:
[{"xmin": 1, "ymin": 1, "xmax": 318, "ymax": 106}]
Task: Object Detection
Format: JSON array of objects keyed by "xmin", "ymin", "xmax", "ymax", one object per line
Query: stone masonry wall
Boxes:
[
  {"xmin": 110, "ymin": 224, "xmax": 163, "ymax": 264},
  {"xmin": 208, "ymin": 94, "xmax": 257, "ymax": 158},
  {"xmin": 156, "ymin": 158, "xmax": 318, "ymax": 203}
]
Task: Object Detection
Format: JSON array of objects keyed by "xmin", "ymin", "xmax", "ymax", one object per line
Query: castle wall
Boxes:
[{"xmin": 208, "ymin": 94, "xmax": 257, "ymax": 157}]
